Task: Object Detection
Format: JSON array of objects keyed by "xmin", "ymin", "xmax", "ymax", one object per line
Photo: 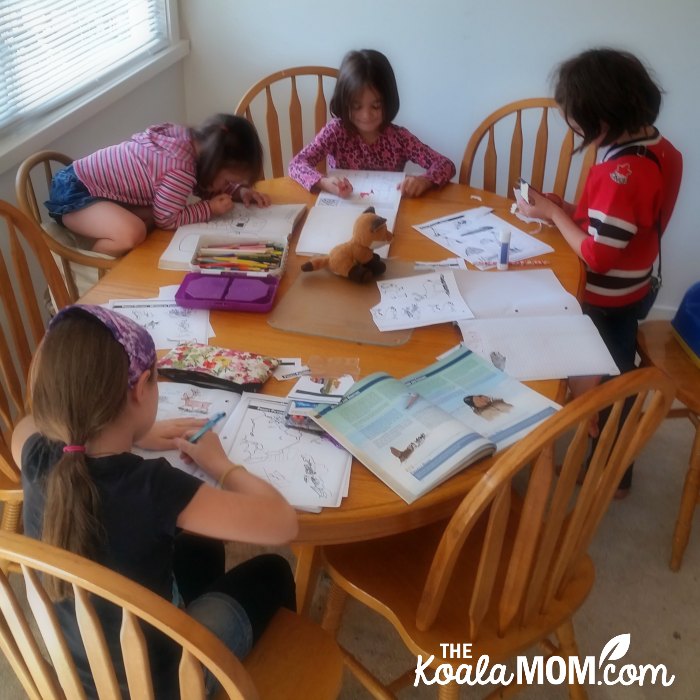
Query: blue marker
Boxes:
[{"xmin": 188, "ymin": 411, "xmax": 227, "ymax": 443}]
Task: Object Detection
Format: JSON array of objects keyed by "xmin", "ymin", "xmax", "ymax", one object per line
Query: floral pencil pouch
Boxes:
[{"xmin": 157, "ymin": 342, "xmax": 279, "ymax": 393}]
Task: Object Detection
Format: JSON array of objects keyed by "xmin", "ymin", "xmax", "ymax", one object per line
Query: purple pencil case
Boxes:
[{"xmin": 175, "ymin": 272, "xmax": 280, "ymax": 312}]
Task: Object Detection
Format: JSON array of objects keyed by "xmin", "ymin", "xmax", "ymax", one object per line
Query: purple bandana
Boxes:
[{"xmin": 49, "ymin": 304, "xmax": 156, "ymax": 387}]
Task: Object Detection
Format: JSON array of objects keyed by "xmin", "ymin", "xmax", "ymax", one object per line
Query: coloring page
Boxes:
[
  {"xmin": 219, "ymin": 394, "xmax": 351, "ymax": 509},
  {"xmin": 108, "ymin": 299, "xmax": 209, "ymax": 349},
  {"xmin": 414, "ymin": 208, "xmax": 553, "ymax": 269},
  {"xmin": 370, "ymin": 271, "xmax": 474, "ymax": 331},
  {"xmin": 132, "ymin": 383, "xmax": 241, "ymax": 485}
]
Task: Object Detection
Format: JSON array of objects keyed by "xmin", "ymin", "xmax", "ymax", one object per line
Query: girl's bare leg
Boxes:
[{"xmin": 63, "ymin": 201, "xmax": 149, "ymax": 256}]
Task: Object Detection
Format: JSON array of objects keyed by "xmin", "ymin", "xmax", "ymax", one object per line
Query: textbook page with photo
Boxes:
[
  {"xmin": 159, "ymin": 202, "xmax": 307, "ymax": 270},
  {"xmin": 295, "ymin": 169, "xmax": 404, "ymax": 258},
  {"xmin": 313, "ymin": 348, "xmax": 560, "ymax": 504}
]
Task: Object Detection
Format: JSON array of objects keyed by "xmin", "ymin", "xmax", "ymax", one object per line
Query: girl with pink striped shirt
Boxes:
[{"xmin": 45, "ymin": 114, "xmax": 269, "ymax": 256}]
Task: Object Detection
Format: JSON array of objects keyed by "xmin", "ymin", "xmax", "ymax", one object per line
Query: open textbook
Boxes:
[
  {"xmin": 452, "ymin": 269, "xmax": 619, "ymax": 380},
  {"xmin": 296, "ymin": 169, "xmax": 404, "ymax": 257},
  {"xmin": 313, "ymin": 348, "xmax": 560, "ymax": 504},
  {"xmin": 159, "ymin": 202, "xmax": 306, "ymax": 270}
]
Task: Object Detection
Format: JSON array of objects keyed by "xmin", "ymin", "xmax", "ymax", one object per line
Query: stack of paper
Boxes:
[
  {"xmin": 219, "ymin": 393, "xmax": 352, "ymax": 511},
  {"xmin": 452, "ymin": 269, "xmax": 619, "ymax": 380},
  {"xmin": 296, "ymin": 169, "xmax": 404, "ymax": 257},
  {"xmin": 414, "ymin": 207, "xmax": 554, "ymax": 269},
  {"xmin": 159, "ymin": 202, "xmax": 306, "ymax": 270},
  {"xmin": 133, "ymin": 383, "xmax": 241, "ymax": 486},
  {"xmin": 370, "ymin": 270, "xmax": 474, "ymax": 331}
]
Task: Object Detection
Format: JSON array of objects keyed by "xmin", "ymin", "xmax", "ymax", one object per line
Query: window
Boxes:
[{"xmin": 0, "ymin": 0, "xmax": 171, "ymax": 131}]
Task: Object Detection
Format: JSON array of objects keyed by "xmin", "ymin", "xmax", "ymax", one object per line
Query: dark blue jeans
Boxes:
[{"xmin": 584, "ymin": 297, "xmax": 649, "ymax": 489}]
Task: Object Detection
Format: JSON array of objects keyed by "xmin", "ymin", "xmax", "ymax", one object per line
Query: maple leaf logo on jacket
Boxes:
[{"xmin": 610, "ymin": 163, "xmax": 632, "ymax": 184}]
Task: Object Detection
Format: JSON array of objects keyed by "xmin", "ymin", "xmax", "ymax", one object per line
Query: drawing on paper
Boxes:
[
  {"xmin": 390, "ymin": 433, "xmax": 426, "ymax": 463},
  {"xmin": 179, "ymin": 387, "xmax": 212, "ymax": 415}
]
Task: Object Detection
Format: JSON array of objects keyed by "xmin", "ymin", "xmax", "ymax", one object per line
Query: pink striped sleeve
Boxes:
[{"xmin": 153, "ymin": 170, "xmax": 210, "ymax": 229}]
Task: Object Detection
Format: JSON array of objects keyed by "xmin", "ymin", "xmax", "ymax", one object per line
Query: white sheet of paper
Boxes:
[
  {"xmin": 132, "ymin": 383, "xmax": 241, "ymax": 486},
  {"xmin": 108, "ymin": 299, "xmax": 209, "ymax": 349},
  {"xmin": 316, "ymin": 168, "xmax": 404, "ymax": 230},
  {"xmin": 295, "ymin": 206, "xmax": 391, "ymax": 258},
  {"xmin": 457, "ymin": 315, "xmax": 620, "ymax": 380},
  {"xmin": 219, "ymin": 393, "xmax": 351, "ymax": 509},
  {"xmin": 453, "ymin": 269, "xmax": 581, "ymax": 318},
  {"xmin": 414, "ymin": 209, "xmax": 554, "ymax": 269},
  {"xmin": 371, "ymin": 270, "xmax": 475, "ymax": 331}
]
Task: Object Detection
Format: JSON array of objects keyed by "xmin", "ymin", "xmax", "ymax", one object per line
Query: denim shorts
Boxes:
[{"xmin": 45, "ymin": 164, "xmax": 103, "ymax": 225}]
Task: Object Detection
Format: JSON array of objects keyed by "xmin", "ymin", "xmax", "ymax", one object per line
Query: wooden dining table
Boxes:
[{"xmin": 80, "ymin": 177, "xmax": 584, "ymax": 612}]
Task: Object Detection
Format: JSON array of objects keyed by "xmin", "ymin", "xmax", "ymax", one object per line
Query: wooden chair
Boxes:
[
  {"xmin": 15, "ymin": 150, "xmax": 116, "ymax": 302},
  {"xmin": 0, "ymin": 201, "xmax": 72, "ymax": 542},
  {"xmin": 320, "ymin": 368, "xmax": 674, "ymax": 699},
  {"xmin": 460, "ymin": 98, "xmax": 598, "ymax": 203},
  {"xmin": 0, "ymin": 530, "xmax": 344, "ymax": 699},
  {"xmin": 235, "ymin": 66, "xmax": 338, "ymax": 179},
  {"xmin": 638, "ymin": 321, "xmax": 700, "ymax": 571}
]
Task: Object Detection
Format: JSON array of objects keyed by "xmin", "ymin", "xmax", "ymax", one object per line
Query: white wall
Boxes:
[{"xmin": 180, "ymin": 0, "xmax": 699, "ymax": 316}]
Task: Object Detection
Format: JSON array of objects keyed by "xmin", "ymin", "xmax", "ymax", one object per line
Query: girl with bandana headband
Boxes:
[{"xmin": 12, "ymin": 305, "xmax": 297, "ymax": 698}]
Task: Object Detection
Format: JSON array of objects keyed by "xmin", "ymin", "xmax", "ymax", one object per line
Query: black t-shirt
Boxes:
[{"xmin": 21, "ymin": 433, "xmax": 204, "ymax": 698}]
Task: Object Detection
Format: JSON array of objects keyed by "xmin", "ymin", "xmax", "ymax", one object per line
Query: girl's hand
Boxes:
[
  {"xmin": 320, "ymin": 176, "xmax": 353, "ymax": 198},
  {"xmin": 515, "ymin": 187, "xmax": 560, "ymax": 222},
  {"xmin": 174, "ymin": 431, "xmax": 231, "ymax": 481},
  {"xmin": 238, "ymin": 186, "xmax": 271, "ymax": 207},
  {"xmin": 209, "ymin": 193, "xmax": 235, "ymax": 217},
  {"xmin": 135, "ymin": 418, "xmax": 206, "ymax": 451},
  {"xmin": 399, "ymin": 175, "xmax": 433, "ymax": 198}
]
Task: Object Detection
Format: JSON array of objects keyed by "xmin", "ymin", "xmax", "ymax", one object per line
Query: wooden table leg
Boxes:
[
  {"xmin": 670, "ymin": 414, "xmax": 700, "ymax": 571},
  {"xmin": 293, "ymin": 544, "xmax": 321, "ymax": 615}
]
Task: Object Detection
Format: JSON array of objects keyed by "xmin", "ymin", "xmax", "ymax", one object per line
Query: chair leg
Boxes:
[
  {"xmin": 555, "ymin": 620, "xmax": 588, "ymax": 700},
  {"xmin": 437, "ymin": 682, "xmax": 460, "ymax": 699},
  {"xmin": 670, "ymin": 419, "xmax": 700, "ymax": 571},
  {"xmin": 321, "ymin": 581, "xmax": 348, "ymax": 634}
]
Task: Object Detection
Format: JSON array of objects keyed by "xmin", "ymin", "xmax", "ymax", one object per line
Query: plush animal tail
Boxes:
[{"xmin": 300, "ymin": 256, "xmax": 329, "ymax": 272}]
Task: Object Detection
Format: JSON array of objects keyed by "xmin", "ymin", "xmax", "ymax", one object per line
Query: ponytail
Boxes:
[{"xmin": 29, "ymin": 314, "xmax": 130, "ymax": 600}]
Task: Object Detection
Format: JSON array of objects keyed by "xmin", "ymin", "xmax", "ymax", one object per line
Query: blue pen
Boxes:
[{"xmin": 188, "ymin": 411, "xmax": 227, "ymax": 443}]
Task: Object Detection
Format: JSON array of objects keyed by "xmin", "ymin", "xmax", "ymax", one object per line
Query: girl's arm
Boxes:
[
  {"xmin": 288, "ymin": 123, "xmax": 339, "ymax": 192},
  {"xmin": 397, "ymin": 127, "xmax": 456, "ymax": 192},
  {"xmin": 152, "ymin": 170, "xmax": 222, "ymax": 229},
  {"xmin": 173, "ymin": 433, "xmax": 298, "ymax": 545},
  {"xmin": 11, "ymin": 415, "xmax": 38, "ymax": 469}
]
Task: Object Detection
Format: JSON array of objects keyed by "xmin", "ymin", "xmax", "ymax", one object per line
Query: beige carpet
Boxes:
[{"xmin": 1, "ymin": 416, "xmax": 698, "ymax": 699}]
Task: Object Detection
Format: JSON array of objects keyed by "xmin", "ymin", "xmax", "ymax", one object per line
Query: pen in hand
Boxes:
[{"xmin": 188, "ymin": 411, "xmax": 227, "ymax": 443}]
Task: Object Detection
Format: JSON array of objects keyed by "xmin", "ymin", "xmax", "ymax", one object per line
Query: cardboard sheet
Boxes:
[{"xmin": 268, "ymin": 260, "xmax": 422, "ymax": 346}]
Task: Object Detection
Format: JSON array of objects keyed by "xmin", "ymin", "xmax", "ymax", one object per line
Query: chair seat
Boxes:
[
  {"xmin": 323, "ymin": 517, "xmax": 594, "ymax": 665},
  {"xmin": 241, "ymin": 608, "xmax": 344, "ymax": 700}
]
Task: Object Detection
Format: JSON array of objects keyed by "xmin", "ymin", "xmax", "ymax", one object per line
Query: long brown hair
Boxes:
[
  {"xmin": 192, "ymin": 113, "xmax": 264, "ymax": 189},
  {"xmin": 29, "ymin": 313, "xmax": 130, "ymax": 599}
]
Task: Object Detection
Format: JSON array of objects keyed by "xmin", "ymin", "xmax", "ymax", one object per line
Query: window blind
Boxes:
[{"xmin": 0, "ymin": 0, "xmax": 169, "ymax": 131}]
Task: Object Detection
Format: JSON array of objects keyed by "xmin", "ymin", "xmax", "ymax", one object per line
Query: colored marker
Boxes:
[{"xmin": 188, "ymin": 412, "xmax": 227, "ymax": 443}]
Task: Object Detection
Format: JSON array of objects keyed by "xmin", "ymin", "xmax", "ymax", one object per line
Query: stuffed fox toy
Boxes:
[{"xmin": 300, "ymin": 207, "xmax": 392, "ymax": 283}]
